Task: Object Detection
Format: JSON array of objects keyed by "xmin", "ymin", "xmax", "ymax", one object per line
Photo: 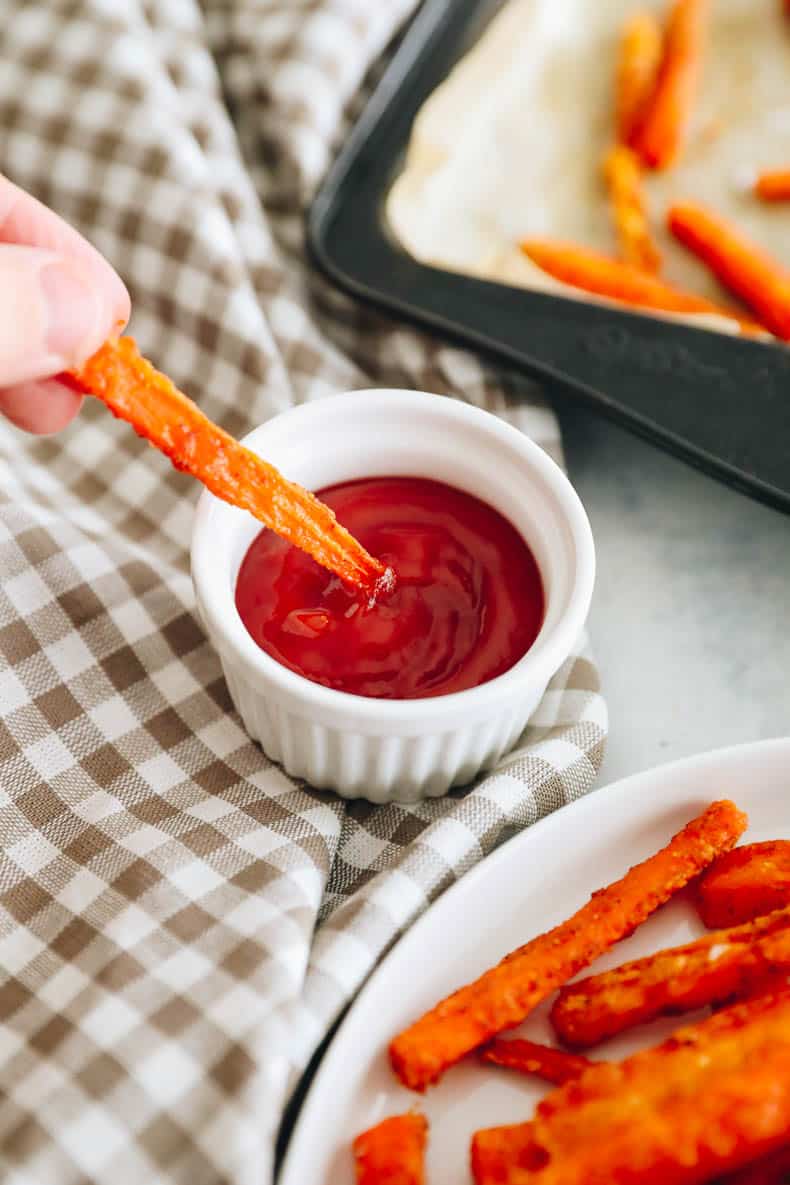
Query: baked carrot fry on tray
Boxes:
[
  {"xmin": 603, "ymin": 145, "xmax": 661, "ymax": 272},
  {"xmin": 698, "ymin": 842, "xmax": 790, "ymax": 929},
  {"xmin": 353, "ymin": 1113, "xmax": 427, "ymax": 1185},
  {"xmin": 615, "ymin": 11, "xmax": 663, "ymax": 145},
  {"xmin": 551, "ymin": 906, "xmax": 790, "ymax": 1049},
  {"xmin": 472, "ymin": 989, "xmax": 790, "ymax": 1185},
  {"xmin": 669, "ymin": 202, "xmax": 790, "ymax": 340},
  {"xmin": 481, "ymin": 1039, "xmax": 597, "ymax": 1086},
  {"xmin": 519, "ymin": 240, "xmax": 760, "ymax": 333},
  {"xmin": 720, "ymin": 1144, "xmax": 790, "ymax": 1185},
  {"xmin": 632, "ymin": 0, "xmax": 709, "ymax": 170},
  {"xmin": 754, "ymin": 170, "xmax": 790, "ymax": 202},
  {"xmin": 66, "ymin": 338, "xmax": 390, "ymax": 597},
  {"xmin": 389, "ymin": 800, "xmax": 746, "ymax": 1092}
]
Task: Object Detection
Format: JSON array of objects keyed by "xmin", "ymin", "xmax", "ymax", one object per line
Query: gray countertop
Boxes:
[{"xmin": 558, "ymin": 404, "xmax": 790, "ymax": 786}]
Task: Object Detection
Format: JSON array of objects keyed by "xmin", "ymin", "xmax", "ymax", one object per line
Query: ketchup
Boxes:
[{"xmin": 235, "ymin": 477, "xmax": 544, "ymax": 700}]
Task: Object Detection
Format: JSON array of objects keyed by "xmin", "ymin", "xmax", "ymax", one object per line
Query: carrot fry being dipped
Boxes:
[
  {"xmin": 632, "ymin": 0, "xmax": 709, "ymax": 170},
  {"xmin": 66, "ymin": 338, "xmax": 391, "ymax": 597},
  {"xmin": 754, "ymin": 170, "xmax": 790, "ymax": 203},
  {"xmin": 472, "ymin": 989, "xmax": 790, "ymax": 1185},
  {"xmin": 668, "ymin": 201, "xmax": 790, "ymax": 339},
  {"xmin": 520, "ymin": 240, "xmax": 760, "ymax": 334},
  {"xmin": 698, "ymin": 842, "xmax": 790, "ymax": 929},
  {"xmin": 481, "ymin": 1039, "xmax": 598, "ymax": 1086},
  {"xmin": 389, "ymin": 800, "xmax": 746, "ymax": 1092},
  {"xmin": 603, "ymin": 145, "xmax": 661, "ymax": 272},
  {"xmin": 353, "ymin": 1113, "xmax": 427, "ymax": 1185},
  {"xmin": 551, "ymin": 907, "xmax": 790, "ymax": 1049},
  {"xmin": 615, "ymin": 10, "xmax": 664, "ymax": 145}
]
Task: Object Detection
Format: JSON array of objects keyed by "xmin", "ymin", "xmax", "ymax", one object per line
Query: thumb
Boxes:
[{"xmin": 0, "ymin": 244, "xmax": 112, "ymax": 387}]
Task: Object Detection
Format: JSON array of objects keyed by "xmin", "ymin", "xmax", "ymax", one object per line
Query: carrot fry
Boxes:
[
  {"xmin": 66, "ymin": 338, "xmax": 390, "ymax": 597},
  {"xmin": 482, "ymin": 1039, "xmax": 597, "ymax": 1085},
  {"xmin": 632, "ymin": 0, "xmax": 709, "ymax": 169},
  {"xmin": 551, "ymin": 907, "xmax": 790, "ymax": 1049},
  {"xmin": 697, "ymin": 842, "xmax": 790, "ymax": 929},
  {"xmin": 353, "ymin": 1113, "xmax": 427, "ymax": 1185},
  {"xmin": 754, "ymin": 170, "xmax": 790, "ymax": 203},
  {"xmin": 720, "ymin": 1144, "xmax": 790, "ymax": 1185},
  {"xmin": 472, "ymin": 1122, "xmax": 542, "ymax": 1185},
  {"xmin": 668, "ymin": 201, "xmax": 790, "ymax": 340},
  {"xmin": 603, "ymin": 145, "xmax": 662, "ymax": 272},
  {"xmin": 389, "ymin": 800, "xmax": 746, "ymax": 1092},
  {"xmin": 472, "ymin": 989, "xmax": 790, "ymax": 1185},
  {"xmin": 615, "ymin": 11, "xmax": 663, "ymax": 145},
  {"xmin": 520, "ymin": 239, "xmax": 760, "ymax": 333}
]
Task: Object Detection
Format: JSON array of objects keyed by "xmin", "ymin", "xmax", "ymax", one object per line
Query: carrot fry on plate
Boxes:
[
  {"xmin": 481, "ymin": 1039, "xmax": 598, "ymax": 1085},
  {"xmin": 389, "ymin": 800, "xmax": 746, "ymax": 1092},
  {"xmin": 472, "ymin": 1122, "xmax": 542, "ymax": 1185},
  {"xmin": 668, "ymin": 201, "xmax": 790, "ymax": 339},
  {"xmin": 720, "ymin": 1144, "xmax": 790, "ymax": 1185},
  {"xmin": 66, "ymin": 338, "xmax": 391, "ymax": 597},
  {"xmin": 632, "ymin": 0, "xmax": 709, "ymax": 170},
  {"xmin": 615, "ymin": 10, "xmax": 663, "ymax": 145},
  {"xmin": 353, "ymin": 1113, "xmax": 428, "ymax": 1185},
  {"xmin": 472, "ymin": 989, "xmax": 790, "ymax": 1185},
  {"xmin": 603, "ymin": 145, "xmax": 661, "ymax": 272},
  {"xmin": 754, "ymin": 170, "xmax": 790, "ymax": 203},
  {"xmin": 697, "ymin": 842, "xmax": 790, "ymax": 929},
  {"xmin": 519, "ymin": 240, "xmax": 760, "ymax": 333},
  {"xmin": 551, "ymin": 906, "xmax": 790, "ymax": 1049}
]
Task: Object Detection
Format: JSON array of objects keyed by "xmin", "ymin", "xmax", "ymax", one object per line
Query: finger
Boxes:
[
  {"xmin": 0, "ymin": 173, "xmax": 130, "ymax": 329},
  {"xmin": 0, "ymin": 378, "xmax": 83, "ymax": 435},
  {"xmin": 0, "ymin": 244, "xmax": 118, "ymax": 385}
]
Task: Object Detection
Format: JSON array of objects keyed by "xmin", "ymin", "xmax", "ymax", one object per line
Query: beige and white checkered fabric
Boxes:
[{"xmin": 0, "ymin": 3, "xmax": 607, "ymax": 1183}]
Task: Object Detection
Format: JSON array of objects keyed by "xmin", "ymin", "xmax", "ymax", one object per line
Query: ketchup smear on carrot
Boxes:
[{"xmin": 235, "ymin": 477, "xmax": 544, "ymax": 700}]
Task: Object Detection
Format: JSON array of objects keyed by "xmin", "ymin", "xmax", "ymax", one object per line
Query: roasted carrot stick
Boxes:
[
  {"xmin": 668, "ymin": 202, "xmax": 790, "ymax": 340},
  {"xmin": 66, "ymin": 338, "xmax": 391, "ymax": 597},
  {"xmin": 520, "ymin": 240, "xmax": 760, "ymax": 333},
  {"xmin": 472, "ymin": 989, "xmax": 790, "ymax": 1185},
  {"xmin": 754, "ymin": 170, "xmax": 790, "ymax": 203},
  {"xmin": 353, "ymin": 1113, "xmax": 428, "ymax": 1185},
  {"xmin": 697, "ymin": 842, "xmax": 790, "ymax": 929},
  {"xmin": 616, "ymin": 11, "xmax": 663, "ymax": 145},
  {"xmin": 720, "ymin": 1144, "xmax": 790, "ymax": 1185},
  {"xmin": 603, "ymin": 145, "xmax": 661, "ymax": 272},
  {"xmin": 632, "ymin": 0, "xmax": 709, "ymax": 170},
  {"xmin": 389, "ymin": 800, "xmax": 746, "ymax": 1092},
  {"xmin": 482, "ymin": 1039, "xmax": 597, "ymax": 1086},
  {"xmin": 472, "ymin": 1122, "xmax": 541, "ymax": 1185},
  {"xmin": 551, "ymin": 907, "xmax": 790, "ymax": 1049}
]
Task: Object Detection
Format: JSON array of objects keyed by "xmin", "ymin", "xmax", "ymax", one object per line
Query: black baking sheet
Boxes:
[{"xmin": 307, "ymin": 0, "xmax": 790, "ymax": 514}]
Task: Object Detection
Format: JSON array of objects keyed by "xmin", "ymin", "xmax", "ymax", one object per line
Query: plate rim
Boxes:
[{"xmin": 278, "ymin": 735, "xmax": 790, "ymax": 1183}]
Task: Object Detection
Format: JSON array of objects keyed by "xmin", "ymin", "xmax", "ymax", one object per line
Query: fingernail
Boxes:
[{"xmin": 41, "ymin": 260, "xmax": 102, "ymax": 364}]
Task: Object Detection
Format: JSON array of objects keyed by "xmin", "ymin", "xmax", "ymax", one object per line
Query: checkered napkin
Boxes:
[{"xmin": 0, "ymin": 3, "xmax": 607, "ymax": 1183}]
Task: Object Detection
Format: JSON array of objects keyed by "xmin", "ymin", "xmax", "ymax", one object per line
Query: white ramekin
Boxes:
[{"xmin": 191, "ymin": 390, "xmax": 594, "ymax": 803}]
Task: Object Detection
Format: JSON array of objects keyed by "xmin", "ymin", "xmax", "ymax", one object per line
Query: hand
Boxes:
[{"xmin": 0, "ymin": 175, "xmax": 130, "ymax": 433}]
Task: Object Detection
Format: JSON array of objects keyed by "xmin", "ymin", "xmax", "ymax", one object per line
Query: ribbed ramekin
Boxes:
[{"xmin": 191, "ymin": 389, "xmax": 594, "ymax": 803}]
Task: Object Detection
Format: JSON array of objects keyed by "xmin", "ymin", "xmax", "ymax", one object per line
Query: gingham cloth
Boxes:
[{"xmin": 0, "ymin": 3, "xmax": 607, "ymax": 1183}]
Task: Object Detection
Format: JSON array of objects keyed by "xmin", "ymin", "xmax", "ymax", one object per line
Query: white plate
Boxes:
[{"xmin": 279, "ymin": 739, "xmax": 790, "ymax": 1185}]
